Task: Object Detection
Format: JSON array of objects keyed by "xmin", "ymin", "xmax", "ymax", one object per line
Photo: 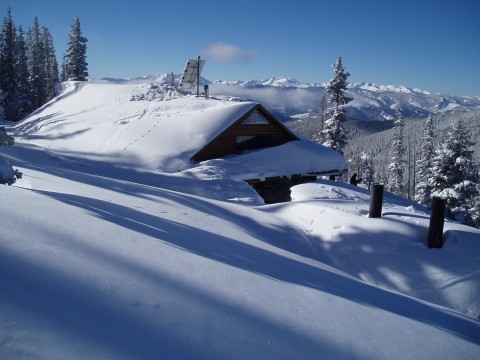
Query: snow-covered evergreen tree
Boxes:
[
  {"xmin": 314, "ymin": 92, "xmax": 327, "ymax": 143},
  {"xmin": 42, "ymin": 26, "xmax": 59, "ymax": 100},
  {"xmin": 414, "ymin": 115, "xmax": 435, "ymax": 206},
  {"xmin": 62, "ymin": 17, "xmax": 88, "ymax": 81},
  {"xmin": 429, "ymin": 120, "xmax": 478, "ymax": 225},
  {"xmin": 27, "ymin": 16, "xmax": 47, "ymax": 109},
  {"xmin": 388, "ymin": 109, "xmax": 406, "ymax": 197},
  {"xmin": 0, "ymin": 6, "xmax": 18, "ymax": 120},
  {"xmin": 362, "ymin": 153, "xmax": 376, "ymax": 190},
  {"xmin": 14, "ymin": 26, "xmax": 32, "ymax": 119},
  {"xmin": 322, "ymin": 57, "xmax": 352, "ymax": 154},
  {"xmin": 319, "ymin": 92, "xmax": 327, "ymax": 124},
  {"xmin": 322, "ymin": 108, "xmax": 349, "ymax": 153},
  {"xmin": 0, "ymin": 9, "xmax": 58, "ymax": 118}
]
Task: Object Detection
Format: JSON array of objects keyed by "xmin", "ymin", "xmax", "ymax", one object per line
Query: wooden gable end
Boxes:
[{"xmin": 191, "ymin": 104, "xmax": 299, "ymax": 162}]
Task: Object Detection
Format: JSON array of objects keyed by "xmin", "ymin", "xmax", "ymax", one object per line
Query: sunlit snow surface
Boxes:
[{"xmin": 1, "ymin": 80, "xmax": 479, "ymax": 359}]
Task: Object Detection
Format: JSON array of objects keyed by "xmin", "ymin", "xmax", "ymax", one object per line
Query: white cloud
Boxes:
[{"xmin": 203, "ymin": 42, "xmax": 258, "ymax": 63}]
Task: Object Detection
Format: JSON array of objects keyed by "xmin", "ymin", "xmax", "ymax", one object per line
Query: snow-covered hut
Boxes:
[
  {"xmin": 13, "ymin": 82, "xmax": 346, "ymax": 203},
  {"xmin": 186, "ymin": 101, "xmax": 346, "ymax": 202}
]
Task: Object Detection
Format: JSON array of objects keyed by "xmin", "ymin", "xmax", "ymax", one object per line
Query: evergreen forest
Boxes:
[
  {"xmin": 0, "ymin": 7, "xmax": 88, "ymax": 122},
  {"xmin": 287, "ymin": 109, "xmax": 480, "ymax": 227}
]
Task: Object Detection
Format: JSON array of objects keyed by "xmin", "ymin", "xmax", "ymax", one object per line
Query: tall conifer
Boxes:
[
  {"xmin": 322, "ymin": 57, "xmax": 352, "ymax": 154},
  {"xmin": 15, "ymin": 26, "xmax": 32, "ymax": 118},
  {"xmin": 0, "ymin": 6, "xmax": 18, "ymax": 119},
  {"xmin": 42, "ymin": 26, "xmax": 59, "ymax": 100},
  {"xmin": 63, "ymin": 17, "xmax": 88, "ymax": 81},
  {"xmin": 429, "ymin": 120, "xmax": 478, "ymax": 224},
  {"xmin": 27, "ymin": 16, "xmax": 47, "ymax": 109},
  {"xmin": 388, "ymin": 109, "xmax": 406, "ymax": 196},
  {"xmin": 414, "ymin": 115, "xmax": 435, "ymax": 206}
]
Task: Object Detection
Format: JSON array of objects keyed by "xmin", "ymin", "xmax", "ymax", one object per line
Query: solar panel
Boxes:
[{"xmin": 179, "ymin": 56, "xmax": 205, "ymax": 91}]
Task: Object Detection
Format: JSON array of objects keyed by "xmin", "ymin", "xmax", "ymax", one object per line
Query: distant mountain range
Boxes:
[
  {"xmin": 209, "ymin": 77, "xmax": 480, "ymax": 121},
  {"xmin": 96, "ymin": 74, "xmax": 480, "ymax": 121}
]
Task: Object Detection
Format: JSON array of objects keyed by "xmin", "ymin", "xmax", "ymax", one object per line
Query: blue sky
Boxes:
[{"xmin": 3, "ymin": 0, "xmax": 480, "ymax": 96}]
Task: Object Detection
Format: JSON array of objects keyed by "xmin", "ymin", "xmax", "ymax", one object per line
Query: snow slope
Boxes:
[
  {"xmin": 15, "ymin": 81, "xmax": 258, "ymax": 173},
  {"xmin": 13, "ymin": 81, "xmax": 345, "ymax": 179},
  {"xmin": 1, "ymin": 79, "xmax": 479, "ymax": 359}
]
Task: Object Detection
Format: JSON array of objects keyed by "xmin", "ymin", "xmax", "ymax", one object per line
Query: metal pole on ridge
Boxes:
[{"xmin": 196, "ymin": 55, "xmax": 200, "ymax": 98}]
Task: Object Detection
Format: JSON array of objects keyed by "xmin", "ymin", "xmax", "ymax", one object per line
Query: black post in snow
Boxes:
[
  {"xmin": 428, "ymin": 197, "xmax": 446, "ymax": 248},
  {"xmin": 369, "ymin": 183, "xmax": 384, "ymax": 218}
]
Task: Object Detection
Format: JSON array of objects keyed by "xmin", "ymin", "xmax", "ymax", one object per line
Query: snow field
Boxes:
[{"xmin": 1, "ymin": 79, "xmax": 479, "ymax": 359}]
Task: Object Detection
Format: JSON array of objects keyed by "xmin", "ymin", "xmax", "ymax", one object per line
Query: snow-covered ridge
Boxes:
[
  {"xmin": 354, "ymin": 82, "xmax": 432, "ymax": 95},
  {"xmin": 208, "ymin": 76, "xmax": 480, "ymax": 121},
  {"xmin": 90, "ymin": 74, "xmax": 480, "ymax": 121},
  {"xmin": 213, "ymin": 76, "xmax": 314, "ymax": 88}
]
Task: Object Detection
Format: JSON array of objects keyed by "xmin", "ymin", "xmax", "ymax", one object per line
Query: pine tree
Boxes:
[
  {"xmin": 362, "ymin": 153, "xmax": 376, "ymax": 190},
  {"xmin": 314, "ymin": 92, "xmax": 327, "ymax": 143},
  {"xmin": 27, "ymin": 16, "xmax": 47, "ymax": 109},
  {"xmin": 322, "ymin": 57, "xmax": 352, "ymax": 154},
  {"xmin": 414, "ymin": 115, "xmax": 435, "ymax": 206},
  {"xmin": 0, "ymin": 6, "xmax": 18, "ymax": 120},
  {"xmin": 388, "ymin": 109, "xmax": 406, "ymax": 196},
  {"xmin": 14, "ymin": 26, "xmax": 32, "ymax": 118},
  {"xmin": 63, "ymin": 17, "xmax": 88, "ymax": 81},
  {"xmin": 429, "ymin": 120, "xmax": 478, "ymax": 224},
  {"xmin": 42, "ymin": 26, "xmax": 59, "ymax": 100},
  {"xmin": 0, "ymin": 9, "xmax": 57, "ymax": 118}
]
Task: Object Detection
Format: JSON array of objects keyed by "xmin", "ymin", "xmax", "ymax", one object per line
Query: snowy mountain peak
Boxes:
[
  {"xmin": 257, "ymin": 76, "xmax": 308, "ymax": 87},
  {"xmin": 90, "ymin": 73, "xmax": 480, "ymax": 121},
  {"xmin": 212, "ymin": 76, "xmax": 312, "ymax": 88},
  {"xmin": 354, "ymin": 82, "xmax": 432, "ymax": 95},
  {"xmin": 209, "ymin": 77, "xmax": 480, "ymax": 121}
]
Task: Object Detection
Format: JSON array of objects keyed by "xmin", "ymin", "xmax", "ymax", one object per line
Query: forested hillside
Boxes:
[{"xmin": 287, "ymin": 109, "xmax": 480, "ymax": 199}]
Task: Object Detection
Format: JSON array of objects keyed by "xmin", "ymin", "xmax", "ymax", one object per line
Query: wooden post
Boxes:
[
  {"xmin": 369, "ymin": 183, "xmax": 384, "ymax": 218},
  {"xmin": 428, "ymin": 197, "xmax": 446, "ymax": 248}
]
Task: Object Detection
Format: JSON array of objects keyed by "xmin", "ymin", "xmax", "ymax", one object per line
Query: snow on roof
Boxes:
[
  {"xmin": 189, "ymin": 140, "xmax": 346, "ymax": 181},
  {"xmin": 13, "ymin": 81, "xmax": 346, "ymax": 176}
]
